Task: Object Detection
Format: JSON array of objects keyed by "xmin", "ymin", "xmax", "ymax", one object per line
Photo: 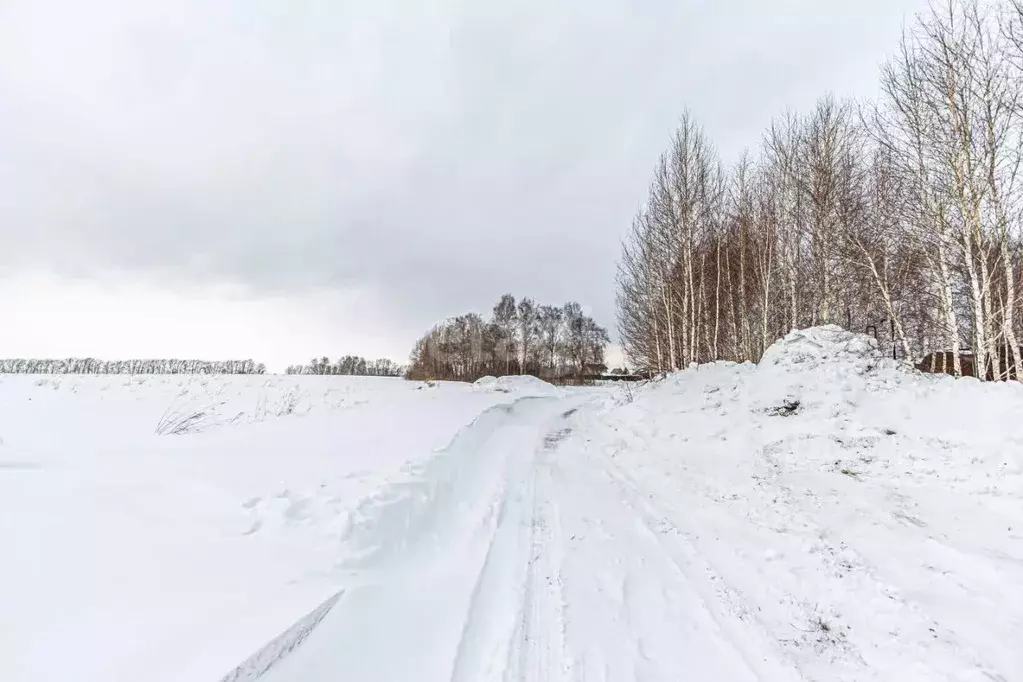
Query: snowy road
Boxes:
[
  {"xmin": 233, "ymin": 395, "xmax": 590, "ymax": 681},
  {"xmin": 5, "ymin": 329, "xmax": 1020, "ymax": 681},
  {"xmin": 225, "ymin": 394, "xmax": 802, "ymax": 682},
  {"xmin": 218, "ymin": 330, "xmax": 1023, "ymax": 682}
]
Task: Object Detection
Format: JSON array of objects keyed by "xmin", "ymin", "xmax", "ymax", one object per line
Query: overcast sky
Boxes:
[{"xmin": 0, "ymin": 0, "xmax": 931, "ymax": 370}]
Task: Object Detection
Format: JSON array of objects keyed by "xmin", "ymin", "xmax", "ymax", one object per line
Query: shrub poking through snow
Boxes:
[
  {"xmin": 155, "ymin": 400, "xmax": 226, "ymax": 435},
  {"xmin": 253, "ymin": 394, "xmax": 268, "ymax": 422},
  {"xmin": 274, "ymin": 388, "xmax": 302, "ymax": 417}
]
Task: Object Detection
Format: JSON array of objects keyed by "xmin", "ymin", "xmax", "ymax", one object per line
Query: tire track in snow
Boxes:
[
  {"xmin": 447, "ymin": 441, "xmax": 535, "ymax": 682},
  {"xmin": 449, "ymin": 401, "xmax": 587, "ymax": 682},
  {"xmin": 506, "ymin": 420, "xmax": 572, "ymax": 682},
  {"xmin": 337, "ymin": 397, "xmax": 549, "ymax": 573},
  {"xmin": 748, "ymin": 440, "xmax": 1005, "ymax": 680},
  {"xmin": 594, "ymin": 413, "xmax": 873, "ymax": 679},
  {"xmin": 548, "ymin": 425, "xmax": 774, "ymax": 682},
  {"xmin": 231, "ymin": 395, "xmax": 596, "ymax": 682},
  {"xmin": 222, "ymin": 396, "xmax": 572, "ymax": 682},
  {"xmin": 598, "ymin": 457, "xmax": 806, "ymax": 682},
  {"xmin": 602, "ymin": 435, "xmax": 1006, "ymax": 682}
]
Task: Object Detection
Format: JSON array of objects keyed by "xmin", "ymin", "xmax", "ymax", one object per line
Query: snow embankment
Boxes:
[
  {"xmin": 0, "ymin": 375, "xmax": 531, "ymax": 682},
  {"xmin": 232, "ymin": 395, "xmax": 586, "ymax": 682},
  {"xmin": 577, "ymin": 325, "xmax": 1022, "ymax": 680}
]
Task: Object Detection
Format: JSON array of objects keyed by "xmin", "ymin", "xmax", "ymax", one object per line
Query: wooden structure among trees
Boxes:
[{"xmin": 916, "ymin": 346, "xmax": 1023, "ymax": 381}]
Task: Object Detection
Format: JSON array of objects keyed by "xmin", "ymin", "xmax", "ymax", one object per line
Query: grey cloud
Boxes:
[{"xmin": 0, "ymin": 0, "xmax": 929, "ymax": 335}]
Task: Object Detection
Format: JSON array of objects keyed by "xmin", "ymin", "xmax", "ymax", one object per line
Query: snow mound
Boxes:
[
  {"xmin": 494, "ymin": 375, "xmax": 560, "ymax": 397},
  {"xmin": 760, "ymin": 325, "xmax": 883, "ymax": 371},
  {"xmin": 636, "ymin": 326, "xmax": 924, "ymax": 429},
  {"xmin": 746, "ymin": 325, "xmax": 913, "ymax": 417},
  {"xmin": 0, "ymin": 373, "xmax": 522, "ymax": 682},
  {"xmin": 472, "ymin": 375, "xmax": 560, "ymax": 397}
]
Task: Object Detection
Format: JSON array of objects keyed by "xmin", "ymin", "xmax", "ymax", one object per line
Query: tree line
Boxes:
[
  {"xmin": 0, "ymin": 358, "xmax": 267, "ymax": 375},
  {"xmin": 618, "ymin": 0, "xmax": 1023, "ymax": 381},
  {"xmin": 406, "ymin": 294, "xmax": 610, "ymax": 383},
  {"xmin": 285, "ymin": 356, "xmax": 404, "ymax": 377}
]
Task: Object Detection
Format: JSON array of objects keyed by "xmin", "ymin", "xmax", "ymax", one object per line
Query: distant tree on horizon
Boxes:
[
  {"xmin": 0, "ymin": 358, "xmax": 267, "ymax": 375},
  {"xmin": 285, "ymin": 355, "xmax": 403, "ymax": 377}
]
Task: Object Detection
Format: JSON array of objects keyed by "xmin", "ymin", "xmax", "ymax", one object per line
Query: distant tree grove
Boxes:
[
  {"xmin": 285, "ymin": 356, "xmax": 404, "ymax": 377},
  {"xmin": 0, "ymin": 358, "xmax": 266, "ymax": 375},
  {"xmin": 406, "ymin": 294, "xmax": 610, "ymax": 383},
  {"xmin": 618, "ymin": 0, "xmax": 1023, "ymax": 381}
]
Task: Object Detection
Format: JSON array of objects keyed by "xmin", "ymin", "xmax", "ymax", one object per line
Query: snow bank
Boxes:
[
  {"xmin": 647, "ymin": 325, "xmax": 917, "ymax": 424},
  {"xmin": 581, "ymin": 325, "xmax": 1023, "ymax": 680},
  {"xmin": 759, "ymin": 324, "xmax": 885, "ymax": 370}
]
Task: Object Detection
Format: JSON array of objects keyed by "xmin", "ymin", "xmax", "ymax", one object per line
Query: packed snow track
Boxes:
[{"xmin": 224, "ymin": 394, "xmax": 781, "ymax": 682}]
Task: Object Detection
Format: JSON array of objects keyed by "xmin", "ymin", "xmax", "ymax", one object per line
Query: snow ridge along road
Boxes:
[
  {"xmin": 245, "ymin": 395, "xmax": 590, "ymax": 682},
  {"xmin": 231, "ymin": 389, "xmax": 808, "ymax": 682}
]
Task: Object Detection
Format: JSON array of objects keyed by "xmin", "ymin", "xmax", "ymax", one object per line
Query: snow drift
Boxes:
[{"xmin": 0, "ymin": 375, "xmax": 535, "ymax": 682}]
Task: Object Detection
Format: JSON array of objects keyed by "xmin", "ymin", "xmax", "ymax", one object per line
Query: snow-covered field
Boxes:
[
  {"xmin": 2, "ymin": 327, "xmax": 1021, "ymax": 681},
  {"xmin": 0, "ymin": 374, "xmax": 541, "ymax": 681}
]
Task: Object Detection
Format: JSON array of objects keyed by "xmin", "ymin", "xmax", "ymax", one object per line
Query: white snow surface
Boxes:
[
  {"xmin": 2, "ymin": 326, "xmax": 1022, "ymax": 682},
  {"xmin": 473, "ymin": 374, "xmax": 562, "ymax": 397}
]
